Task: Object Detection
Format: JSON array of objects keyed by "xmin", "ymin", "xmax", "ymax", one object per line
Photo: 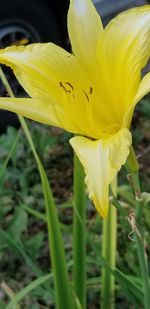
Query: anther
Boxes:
[
  {"xmin": 89, "ymin": 86, "xmax": 93, "ymax": 95},
  {"xmin": 59, "ymin": 81, "xmax": 71, "ymax": 94},
  {"xmin": 65, "ymin": 82, "xmax": 74, "ymax": 90},
  {"xmin": 83, "ymin": 90, "xmax": 89, "ymax": 102}
]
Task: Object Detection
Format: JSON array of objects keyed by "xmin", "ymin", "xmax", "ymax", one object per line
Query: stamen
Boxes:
[
  {"xmin": 65, "ymin": 82, "xmax": 74, "ymax": 90},
  {"xmin": 59, "ymin": 81, "xmax": 71, "ymax": 94},
  {"xmin": 83, "ymin": 90, "xmax": 89, "ymax": 102},
  {"xmin": 89, "ymin": 86, "xmax": 93, "ymax": 95},
  {"xmin": 59, "ymin": 81, "xmax": 75, "ymax": 99}
]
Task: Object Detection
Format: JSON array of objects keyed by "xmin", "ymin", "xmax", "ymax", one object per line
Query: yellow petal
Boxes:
[
  {"xmin": 124, "ymin": 72, "xmax": 150, "ymax": 127},
  {"xmin": 97, "ymin": 6, "xmax": 150, "ymax": 123},
  {"xmin": 70, "ymin": 135, "xmax": 109, "ymax": 217},
  {"xmin": 0, "ymin": 95, "xmax": 95, "ymax": 134},
  {"xmin": 0, "ymin": 43, "xmax": 96, "ymax": 135},
  {"xmin": 0, "ymin": 97, "xmax": 66, "ymax": 127},
  {"xmin": 68, "ymin": 0, "xmax": 103, "ymax": 71},
  {"xmin": 0, "ymin": 43, "xmax": 77, "ymax": 101},
  {"xmin": 134, "ymin": 72, "xmax": 150, "ymax": 103},
  {"xmin": 70, "ymin": 128, "xmax": 132, "ymax": 217},
  {"xmin": 107, "ymin": 129, "xmax": 132, "ymax": 183}
]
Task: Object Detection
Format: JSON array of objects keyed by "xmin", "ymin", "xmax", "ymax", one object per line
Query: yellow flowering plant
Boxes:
[{"xmin": 0, "ymin": 0, "xmax": 150, "ymax": 308}]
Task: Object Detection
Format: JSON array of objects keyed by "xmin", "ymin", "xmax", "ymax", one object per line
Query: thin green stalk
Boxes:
[
  {"xmin": 117, "ymin": 187, "xmax": 137, "ymax": 208},
  {"xmin": 0, "ymin": 67, "xmax": 74, "ymax": 309},
  {"xmin": 101, "ymin": 179, "xmax": 117, "ymax": 309},
  {"xmin": 73, "ymin": 154, "xmax": 87, "ymax": 309},
  {"xmin": 130, "ymin": 172, "xmax": 142, "ymax": 223},
  {"xmin": 110, "ymin": 187, "xmax": 127, "ymax": 216},
  {"xmin": 130, "ymin": 172, "xmax": 150, "ymax": 309},
  {"xmin": 38, "ymin": 164, "xmax": 74, "ymax": 309},
  {"xmin": 6, "ymin": 273, "xmax": 52, "ymax": 309},
  {"xmin": 135, "ymin": 233, "xmax": 150, "ymax": 309}
]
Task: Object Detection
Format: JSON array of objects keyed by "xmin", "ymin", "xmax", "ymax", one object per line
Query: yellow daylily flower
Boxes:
[{"xmin": 0, "ymin": 0, "xmax": 150, "ymax": 217}]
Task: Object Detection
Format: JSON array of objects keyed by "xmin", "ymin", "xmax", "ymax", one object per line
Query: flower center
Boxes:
[{"xmin": 101, "ymin": 123, "xmax": 121, "ymax": 137}]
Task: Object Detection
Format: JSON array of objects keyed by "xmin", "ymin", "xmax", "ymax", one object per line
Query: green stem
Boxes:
[
  {"xmin": 101, "ymin": 179, "xmax": 117, "ymax": 309},
  {"xmin": 125, "ymin": 146, "xmax": 139, "ymax": 173},
  {"xmin": 135, "ymin": 233, "xmax": 150, "ymax": 309},
  {"xmin": 39, "ymin": 164, "xmax": 74, "ymax": 309},
  {"xmin": 130, "ymin": 172, "xmax": 142, "ymax": 223},
  {"xmin": 73, "ymin": 154, "xmax": 87, "ymax": 308},
  {"xmin": 117, "ymin": 187, "xmax": 137, "ymax": 208},
  {"xmin": 110, "ymin": 187, "xmax": 127, "ymax": 216},
  {"xmin": 130, "ymin": 172, "xmax": 150, "ymax": 309}
]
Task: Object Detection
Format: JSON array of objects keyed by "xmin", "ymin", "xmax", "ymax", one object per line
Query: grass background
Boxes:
[{"xmin": 0, "ymin": 96, "xmax": 149, "ymax": 308}]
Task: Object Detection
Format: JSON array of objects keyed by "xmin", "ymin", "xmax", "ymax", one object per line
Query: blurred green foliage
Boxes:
[{"xmin": 0, "ymin": 97, "xmax": 149, "ymax": 307}]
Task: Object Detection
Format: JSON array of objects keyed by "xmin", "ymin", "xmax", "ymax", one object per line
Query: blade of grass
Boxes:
[
  {"xmin": 106, "ymin": 264, "xmax": 143, "ymax": 307},
  {"xmin": 0, "ymin": 129, "xmax": 21, "ymax": 187},
  {"xmin": 1, "ymin": 282, "xmax": 20, "ymax": 309},
  {"xmin": 21, "ymin": 204, "xmax": 47, "ymax": 222},
  {"xmin": 73, "ymin": 154, "xmax": 87, "ymax": 309},
  {"xmin": 95, "ymin": 251, "xmax": 143, "ymax": 307},
  {"xmin": 6, "ymin": 274, "xmax": 52, "ymax": 309},
  {"xmin": 37, "ymin": 162, "xmax": 75, "ymax": 309},
  {"xmin": 127, "ymin": 170, "xmax": 150, "ymax": 309},
  {"xmin": 101, "ymin": 179, "xmax": 117, "ymax": 309},
  {"xmin": 81, "ymin": 213, "xmax": 143, "ymax": 306},
  {"xmin": 0, "ymin": 67, "xmax": 75, "ymax": 309},
  {"xmin": 118, "ymin": 186, "xmax": 136, "ymax": 207},
  {"xmin": 114, "ymin": 270, "xmax": 143, "ymax": 305},
  {"xmin": 0, "ymin": 228, "xmax": 42, "ymax": 276},
  {"xmin": 22, "ymin": 203, "xmax": 66, "ymax": 231},
  {"xmin": 72, "ymin": 290, "xmax": 84, "ymax": 309}
]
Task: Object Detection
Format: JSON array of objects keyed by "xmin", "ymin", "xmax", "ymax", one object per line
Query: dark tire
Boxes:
[
  {"xmin": 0, "ymin": 0, "xmax": 61, "ymax": 44},
  {"xmin": 0, "ymin": 0, "xmax": 62, "ymax": 132}
]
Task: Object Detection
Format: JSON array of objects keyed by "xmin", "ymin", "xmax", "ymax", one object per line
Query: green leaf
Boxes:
[
  {"xmin": 73, "ymin": 291, "xmax": 83, "ymax": 309},
  {"xmin": 0, "ymin": 228, "xmax": 42, "ymax": 276},
  {"xmin": 114, "ymin": 269, "xmax": 143, "ymax": 305},
  {"xmin": 89, "ymin": 237, "xmax": 144, "ymax": 306},
  {"xmin": 0, "ymin": 130, "xmax": 20, "ymax": 188},
  {"xmin": 38, "ymin": 162, "xmax": 75, "ymax": 309},
  {"xmin": 26, "ymin": 232, "xmax": 44, "ymax": 260},
  {"xmin": 8, "ymin": 207, "xmax": 28, "ymax": 241},
  {"xmin": 73, "ymin": 154, "xmax": 87, "ymax": 309},
  {"xmin": 0, "ymin": 299, "xmax": 6, "ymax": 309},
  {"xmin": 21, "ymin": 204, "xmax": 46, "ymax": 222},
  {"xmin": 6, "ymin": 274, "xmax": 52, "ymax": 309},
  {"xmin": 99, "ymin": 255, "xmax": 144, "ymax": 306}
]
